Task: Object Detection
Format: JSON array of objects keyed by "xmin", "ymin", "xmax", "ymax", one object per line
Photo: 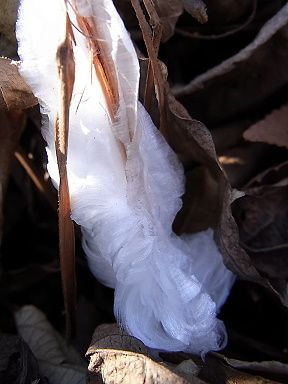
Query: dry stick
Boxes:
[
  {"xmin": 55, "ymin": 11, "xmax": 76, "ymax": 337},
  {"xmin": 130, "ymin": 0, "xmax": 167, "ymax": 138}
]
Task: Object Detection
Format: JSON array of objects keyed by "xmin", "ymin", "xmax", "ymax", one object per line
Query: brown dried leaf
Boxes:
[
  {"xmin": 212, "ymin": 353, "xmax": 288, "ymax": 384},
  {"xmin": 198, "ymin": 354, "xmax": 282, "ymax": 384},
  {"xmin": 243, "ymin": 105, "xmax": 288, "ymax": 149},
  {"xmin": 175, "ymin": 4, "xmax": 288, "ymax": 124},
  {"xmin": 87, "ymin": 323, "xmax": 151, "ymax": 356},
  {"xmin": 0, "ymin": 58, "xmax": 37, "ymax": 110},
  {"xmin": 216, "ymin": 184, "xmax": 264, "ymax": 283},
  {"xmin": 86, "ymin": 324, "xmax": 205, "ymax": 384}
]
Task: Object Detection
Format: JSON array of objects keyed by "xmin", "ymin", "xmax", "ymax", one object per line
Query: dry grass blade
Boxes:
[
  {"xmin": 55, "ymin": 11, "xmax": 76, "ymax": 337},
  {"xmin": 130, "ymin": 0, "xmax": 167, "ymax": 136}
]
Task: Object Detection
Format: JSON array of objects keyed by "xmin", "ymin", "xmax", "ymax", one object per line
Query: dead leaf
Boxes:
[
  {"xmin": 15, "ymin": 305, "xmax": 87, "ymax": 384},
  {"xmin": 198, "ymin": 354, "xmax": 282, "ymax": 384},
  {"xmin": 86, "ymin": 323, "xmax": 205, "ymax": 384},
  {"xmin": 0, "ymin": 58, "xmax": 37, "ymax": 110},
  {"xmin": 213, "ymin": 353, "xmax": 288, "ymax": 383},
  {"xmin": 0, "ymin": 334, "xmax": 46, "ymax": 384},
  {"xmin": 243, "ymin": 105, "xmax": 288, "ymax": 149},
  {"xmin": 174, "ymin": 3, "xmax": 288, "ymax": 124},
  {"xmin": 216, "ymin": 183, "xmax": 264, "ymax": 283}
]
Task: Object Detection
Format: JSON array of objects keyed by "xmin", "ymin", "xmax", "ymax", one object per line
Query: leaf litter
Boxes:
[{"xmin": 0, "ymin": 0, "xmax": 288, "ymax": 383}]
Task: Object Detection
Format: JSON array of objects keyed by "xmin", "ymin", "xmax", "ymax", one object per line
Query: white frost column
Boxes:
[{"xmin": 16, "ymin": 0, "xmax": 235, "ymax": 354}]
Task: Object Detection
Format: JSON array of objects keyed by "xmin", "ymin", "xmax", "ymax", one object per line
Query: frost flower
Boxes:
[{"xmin": 16, "ymin": 0, "xmax": 235, "ymax": 354}]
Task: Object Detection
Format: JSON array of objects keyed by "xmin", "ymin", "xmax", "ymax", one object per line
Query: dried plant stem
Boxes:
[
  {"xmin": 130, "ymin": 0, "xmax": 167, "ymax": 137},
  {"xmin": 74, "ymin": 14, "xmax": 119, "ymax": 121},
  {"xmin": 55, "ymin": 11, "xmax": 76, "ymax": 337}
]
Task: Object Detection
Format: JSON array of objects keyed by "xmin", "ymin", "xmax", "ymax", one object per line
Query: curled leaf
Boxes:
[{"xmin": 86, "ymin": 324, "xmax": 205, "ymax": 384}]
